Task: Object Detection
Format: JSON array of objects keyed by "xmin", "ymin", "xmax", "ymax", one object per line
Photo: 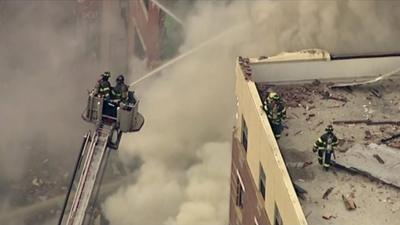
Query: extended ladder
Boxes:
[{"xmin": 64, "ymin": 125, "xmax": 112, "ymax": 225}]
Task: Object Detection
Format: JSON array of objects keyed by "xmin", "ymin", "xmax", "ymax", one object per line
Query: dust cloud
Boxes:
[
  {"xmin": 0, "ymin": 1, "xmax": 100, "ymax": 222},
  {"xmin": 103, "ymin": 1, "xmax": 400, "ymax": 225}
]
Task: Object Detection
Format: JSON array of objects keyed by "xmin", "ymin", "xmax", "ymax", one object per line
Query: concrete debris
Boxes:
[
  {"xmin": 333, "ymin": 119, "xmax": 370, "ymax": 125},
  {"xmin": 302, "ymin": 161, "xmax": 313, "ymax": 168},
  {"xmin": 387, "ymin": 142, "xmax": 400, "ymax": 149},
  {"xmin": 294, "ymin": 130, "xmax": 303, "ymax": 136},
  {"xmin": 342, "ymin": 194, "xmax": 357, "ymax": 210},
  {"xmin": 379, "ymin": 127, "xmax": 386, "ymax": 133},
  {"xmin": 322, "ymin": 213, "xmax": 336, "ymax": 220},
  {"xmin": 371, "ymin": 88, "xmax": 382, "ymax": 98},
  {"xmin": 364, "ymin": 130, "xmax": 372, "ymax": 140},
  {"xmin": 294, "ymin": 183, "xmax": 307, "ymax": 200},
  {"xmin": 306, "ymin": 105, "xmax": 316, "ymax": 111},
  {"xmin": 290, "ymin": 112, "xmax": 300, "ymax": 119},
  {"xmin": 381, "ymin": 132, "xmax": 400, "ymax": 143},
  {"xmin": 306, "ymin": 113, "xmax": 315, "ymax": 121},
  {"xmin": 327, "ymin": 105, "xmax": 342, "ymax": 108},
  {"xmin": 312, "ymin": 79, "xmax": 321, "ymax": 86},
  {"xmin": 257, "ymin": 81, "xmax": 326, "ymax": 108},
  {"xmin": 334, "ymin": 143, "xmax": 400, "ymax": 189},
  {"xmin": 238, "ymin": 57, "xmax": 252, "ymax": 80},
  {"xmin": 334, "ymin": 119, "xmax": 400, "ymax": 126},
  {"xmin": 314, "ymin": 121, "xmax": 324, "ymax": 129},
  {"xmin": 373, "ymin": 154, "xmax": 385, "ymax": 164},
  {"xmin": 322, "ymin": 187, "xmax": 334, "ymax": 200},
  {"xmin": 321, "ymin": 91, "xmax": 348, "ymax": 102},
  {"xmin": 337, "ymin": 139, "xmax": 353, "ymax": 153},
  {"xmin": 32, "ymin": 178, "xmax": 43, "ymax": 187}
]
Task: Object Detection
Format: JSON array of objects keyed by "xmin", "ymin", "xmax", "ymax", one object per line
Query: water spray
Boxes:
[{"xmin": 129, "ymin": 22, "xmax": 248, "ymax": 88}]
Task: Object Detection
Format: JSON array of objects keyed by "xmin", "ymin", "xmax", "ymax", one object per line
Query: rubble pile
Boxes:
[
  {"xmin": 261, "ymin": 77, "xmax": 400, "ymax": 224},
  {"xmin": 257, "ymin": 80, "xmax": 347, "ymax": 108},
  {"xmin": 5, "ymin": 149, "xmax": 71, "ymax": 225}
]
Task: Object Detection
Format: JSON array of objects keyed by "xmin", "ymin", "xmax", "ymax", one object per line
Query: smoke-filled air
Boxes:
[
  {"xmin": 0, "ymin": 1, "xmax": 399, "ymax": 225},
  {"xmin": 103, "ymin": 1, "xmax": 400, "ymax": 225},
  {"xmin": 0, "ymin": 2, "xmax": 99, "ymax": 223}
]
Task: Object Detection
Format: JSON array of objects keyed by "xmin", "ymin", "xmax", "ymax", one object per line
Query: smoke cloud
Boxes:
[
  {"xmin": 0, "ymin": 1, "xmax": 103, "ymax": 223},
  {"xmin": 101, "ymin": 1, "xmax": 400, "ymax": 225},
  {"xmin": 103, "ymin": 1, "xmax": 400, "ymax": 225}
]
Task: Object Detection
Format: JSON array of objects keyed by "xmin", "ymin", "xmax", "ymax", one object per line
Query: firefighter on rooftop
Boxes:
[
  {"xmin": 94, "ymin": 71, "xmax": 111, "ymax": 99},
  {"xmin": 313, "ymin": 125, "xmax": 339, "ymax": 170},
  {"xmin": 263, "ymin": 92, "xmax": 286, "ymax": 139}
]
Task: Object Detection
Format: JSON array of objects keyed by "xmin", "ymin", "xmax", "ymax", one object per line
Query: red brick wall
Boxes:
[
  {"xmin": 76, "ymin": 0, "xmax": 101, "ymax": 20},
  {"xmin": 229, "ymin": 138, "xmax": 271, "ymax": 225},
  {"xmin": 129, "ymin": 0, "xmax": 163, "ymax": 68}
]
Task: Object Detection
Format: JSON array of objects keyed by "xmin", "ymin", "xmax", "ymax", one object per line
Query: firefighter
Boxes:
[
  {"xmin": 94, "ymin": 72, "xmax": 111, "ymax": 99},
  {"xmin": 263, "ymin": 92, "xmax": 286, "ymax": 139},
  {"xmin": 111, "ymin": 74, "xmax": 129, "ymax": 104},
  {"xmin": 313, "ymin": 125, "xmax": 339, "ymax": 170}
]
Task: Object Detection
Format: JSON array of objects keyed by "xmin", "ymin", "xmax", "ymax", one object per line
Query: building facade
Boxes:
[
  {"xmin": 228, "ymin": 50, "xmax": 337, "ymax": 225},
  {"xmin": 229, "ymin": 54, "xmax": 309, "ymax": 225},
  {"xmin": 76, "ymin": 0, "xmax": 172, "ymax": 70}
]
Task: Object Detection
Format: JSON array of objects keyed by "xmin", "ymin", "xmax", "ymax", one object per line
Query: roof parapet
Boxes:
[{"xmin": 249, "ymin": 49, "xmax": 331, "ymax": 64}]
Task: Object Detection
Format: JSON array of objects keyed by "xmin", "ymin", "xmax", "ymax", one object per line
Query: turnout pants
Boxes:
[
  {"xmin": 318, "ymin": 149, "xmax": 332, "ymax": 169},
  {"xmin": 269, "ymin": 120, "xmax": 283, "ymax": 139}
]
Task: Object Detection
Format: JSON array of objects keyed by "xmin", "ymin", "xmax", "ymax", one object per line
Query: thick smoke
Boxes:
[
  {"xmin": 0, "ymin": 1, "xmax": 102, "ymax": 222},
  {"xmin": 103, "ymin": 1, "xmax": 400, "ymax": 225}
]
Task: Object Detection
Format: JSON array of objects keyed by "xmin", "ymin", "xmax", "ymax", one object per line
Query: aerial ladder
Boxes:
[{"xmin": 57, "ymin": 88, "xmax": 144, "ymax": 225}]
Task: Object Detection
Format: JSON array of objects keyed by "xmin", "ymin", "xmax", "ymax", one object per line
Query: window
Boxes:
[
  {"xmin": 160, "ymin": 15, "xmax": 184, "ymax": 60},
  {"xmin": 236, "ymin": 170, "xmax": 245, "ymax": 208},
  {"xmin": 259, "ymin": 163, "xmax": 266, "ymax": 199},
  {"xmin": 143, "ymin": 0, "xmax": 150, "ymax": 10},
  {"xmin": 241, "ymin": 116, "xmax": 248, "ymax": 151},
  {"xmin": 274, "ymin": 203, "xmax": 283, "ymax": 225}
]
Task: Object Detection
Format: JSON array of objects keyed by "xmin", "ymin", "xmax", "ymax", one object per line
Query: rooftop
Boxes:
[{"xmin": 256, "ymin": 77, "xmax": 400, "ymax": 225}]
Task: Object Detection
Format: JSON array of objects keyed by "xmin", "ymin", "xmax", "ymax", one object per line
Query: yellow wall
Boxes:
[{"xmin": 234, "ymin": 62, "xmax": 307, "ymax": 225}]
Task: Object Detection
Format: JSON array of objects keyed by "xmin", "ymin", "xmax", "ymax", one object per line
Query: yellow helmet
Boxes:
[{"xmin": 268, "ymin": 92, "xmax": 280, "ymax": 100}]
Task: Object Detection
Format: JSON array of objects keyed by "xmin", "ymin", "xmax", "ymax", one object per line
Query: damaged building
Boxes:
[{"xmin": 229, "ymin": 49, "xmax": 400, "ymax": 225}]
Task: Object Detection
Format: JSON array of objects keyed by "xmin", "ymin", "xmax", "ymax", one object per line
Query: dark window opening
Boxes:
[
  {"xmin": 160, "ymin": 14, "xmax": 184, "ymax": 60},
  {"xmin": 236, "ymin": 175, "xmax": 244, "ymax": 208},
  {"xmin": 143, "ymin": 0, "xmax": 150, "ymax": 10},
  {"xmin": 274, "ymin": 203, "xmax": 283, "ymax": 225},
  {"xmin": 259, "ymin": 163, "xmax": 266, "ymax": 199},
  {"xmin": 241, "ymin": 116, "xmax": 248, "ymax": 151}
]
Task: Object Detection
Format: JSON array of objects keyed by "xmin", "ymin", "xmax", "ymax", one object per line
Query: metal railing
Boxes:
[{"xmin": 63, "ymin": 126, "xmax": 111, "ymax": 225}]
